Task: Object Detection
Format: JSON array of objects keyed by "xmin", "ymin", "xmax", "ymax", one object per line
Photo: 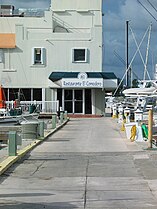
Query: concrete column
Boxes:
[
  {"xmin": 60, "ymin": 112, "xmax": 64, "ymax": 124},
  {"xmin": 39, "ymin": 121, "xmax": 45, "ymax": 138},
  {"xmin": 8, "ymin": 131, "xmax": 17, "ymax": 156},
  {"xmin": 52, "ymin": 114, "xmax": 57, "ymax": 129},
  {"xmin": 31, "ymin": 88, "xmax": 33, "ymax": 101},
  {"xmin": 92, "ymin": 89, "xmax": 95, "ymax": 115},
  {"xmin": 64, "ymin": 111, "xmax": 68, "ymax": 120},
  {"xmin": 42, "ymin": 88, "xmax": 46, "ymax": 112},
  {"xmin": 62, "ymin": 89, "xmax": 65, "ymax": 111}
]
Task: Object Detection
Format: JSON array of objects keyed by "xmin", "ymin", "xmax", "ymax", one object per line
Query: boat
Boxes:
[
  {"xmin": 0, "ymin": 85, "xmax": 39, "ymax": 124},
  {"xmin": 123, "ymin": 80, "xmax": 157, "ymax": 96}
]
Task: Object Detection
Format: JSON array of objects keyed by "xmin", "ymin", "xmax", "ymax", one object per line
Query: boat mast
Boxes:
[
  {"xmin": 144, "ymin": 23, "xmax": 152, "ymax": 80},
  {"xmin": 126, "ymin": 20, "xmax": 131, "ymax": 87}
]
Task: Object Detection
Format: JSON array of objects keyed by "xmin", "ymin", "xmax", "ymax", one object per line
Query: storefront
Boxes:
[{"xmin": 49, "ymin": 72, "xmax": 117, "ymax": 115}]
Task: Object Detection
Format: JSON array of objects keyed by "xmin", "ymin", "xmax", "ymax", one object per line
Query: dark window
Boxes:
[
  {"xmin": 85, "ymin": 89, "xmax": 92, "ymax": 114},
  {"xmin": 20, "ymin": 89, "xmax": 31, "ymax": 101},
  {"xmin": 65, "ymin": 90, "xmax": 73, "ymax": 100},
  {"xmin": 9, "ymin": 89, "xmax": 19, "ymax": 101},
  {"xmin": 34, "ymin": 48, "xmax": 42, "ymax": 64},
  {"xmin": 57, "ymin": 89, "xmax": 62, "ymax": 108},
  {"xmin": 33, "ymin": 89, "xmax": 42, "ymax": 101},
  {"xmin": 3, "ymin": 88, "xmax": 8, "ymax": 101},
  {"xmin": 74, "ymin": 49, "xmax": 86, "ymax": 62},
  {"xmin": 65, "ymin": 101, "xmax": 72, "ymax": 113}
]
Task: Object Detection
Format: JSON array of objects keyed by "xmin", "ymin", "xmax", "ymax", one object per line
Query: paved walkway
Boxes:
[{"xmin": 0, "ymin": 118, "xmax": 157, "ymax": 208}]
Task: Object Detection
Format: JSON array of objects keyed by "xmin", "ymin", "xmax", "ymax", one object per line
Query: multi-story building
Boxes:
[{"xmin": 0, "ymin": 0, "xmax": 117, "ymax": 115}]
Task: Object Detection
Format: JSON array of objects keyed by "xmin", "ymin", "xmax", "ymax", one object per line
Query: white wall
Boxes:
[
  {"xmin": 51, "ymin": 0, "xmax": 102, "ymax": 11},
  {"xmin": 0, "ymin": 0, "xmax": 103, "ymax": 89}
]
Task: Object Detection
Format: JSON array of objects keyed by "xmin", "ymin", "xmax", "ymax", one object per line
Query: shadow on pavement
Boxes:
[{"xmin": 0, "ymin": 202, "xmax": 79, "ymax": 208}]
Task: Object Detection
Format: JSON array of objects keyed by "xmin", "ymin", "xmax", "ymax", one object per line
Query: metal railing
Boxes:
[{"xmin": 5, "ymin": 100, "xmax": 59, "ymax": 113}]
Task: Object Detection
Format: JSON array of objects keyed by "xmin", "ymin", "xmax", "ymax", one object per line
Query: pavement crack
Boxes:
[
  {"xmin": 84, "ymin": 158, "xmax": 89, "ymax": 209},
  {"xmin": 30, "ymin": 161, "xmax": 45, "ymax": 176}
]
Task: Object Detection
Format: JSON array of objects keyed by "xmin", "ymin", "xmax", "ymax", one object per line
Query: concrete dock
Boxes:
[{"xmin": 0, "ymin": 117, "xmax": 157, "ymax": 208}]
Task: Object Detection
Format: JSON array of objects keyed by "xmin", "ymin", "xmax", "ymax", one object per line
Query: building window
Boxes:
[
  {"xmin": 72, "ymin": 48, "xmax": 88, "ymax": 63},
  {"xmin": 32, "ymin": 47, "xmax": 46, "ymax": 65},
  {"xmin": 33, "ymin": 89, "xmax": 42, "ymax": 101}
]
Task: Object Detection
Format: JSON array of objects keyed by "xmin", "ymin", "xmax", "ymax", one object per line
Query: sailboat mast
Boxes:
[
  {"xmin": 144, "ymin": 23, "xmax": 152, "ymax": 80},
  {"xmin": 126, "ymin": 20, "xmax": 131, "ymax": 87}
]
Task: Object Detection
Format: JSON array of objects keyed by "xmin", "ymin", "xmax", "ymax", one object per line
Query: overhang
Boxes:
[
  {"xmin": 49, "ymin": 72, "xmax": 118, "ymax": 90},
  {"xmin": 0, "ymin": 34, "xmax": 16, "ymax": 48},
  {"xmin": 49, "ymin": 72, "xmax": 117, "ymax": 81}
]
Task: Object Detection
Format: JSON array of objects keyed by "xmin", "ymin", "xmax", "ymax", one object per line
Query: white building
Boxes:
[{"xmin": 0, "ymin": 0, "xmax": 117, "ymax": 115}]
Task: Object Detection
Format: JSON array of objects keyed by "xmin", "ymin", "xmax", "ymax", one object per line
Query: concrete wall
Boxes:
[
  {"xmin": 0, "ymin": 0, "xmax": 102, "ymax": 89},
  {"xmin": 95, "ymin": 89, "xmax": 105, "ymax": 115},
  {"xmin": 51, "ymin": 0, "xmax": 102, "ymax": 12}
]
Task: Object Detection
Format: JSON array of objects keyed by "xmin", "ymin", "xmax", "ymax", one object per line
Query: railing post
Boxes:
[
  {"xmin": 52, "ymin": 114, "xmax": 57, "ymax": 129},
  {"xmin": 8, "ymin": 131, "xmax": 17, "ymax": 156},
  {"xmin": 148, "ymin": 108, "xmax": 153, "ymax": 149},
  {"xmin": 39, "ymin": 121, "xmax": 45, "ymax": 138}
]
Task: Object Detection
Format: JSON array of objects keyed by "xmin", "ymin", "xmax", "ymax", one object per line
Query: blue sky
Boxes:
[
  {"xmin": 104, "ymin": 0, "xmax": 157, "ymax": 80},
  {"xmin": 1, "ymin": 0, "xmax": 157, "ymax": 80}
]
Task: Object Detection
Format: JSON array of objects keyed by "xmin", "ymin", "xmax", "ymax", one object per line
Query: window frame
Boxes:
[
  {"xmin": 72, "ymin": 48, "xmax": 88, "ymax": 63},
  {"xmin": 32, "ymin": 47, "xmax": 45, "ymax": 65}
]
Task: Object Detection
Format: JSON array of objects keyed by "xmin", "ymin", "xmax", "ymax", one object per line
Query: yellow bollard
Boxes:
[
  {"xmin": 130, "ymin": 125, "xmax": 136, "ymax": 142},
  {"xmin": 148, "ymin": 108, "xmax": 153, "ymax": 149},
  {"xmin": 121, "ymin": 119, "xmax": 126, "ymax": 131}
]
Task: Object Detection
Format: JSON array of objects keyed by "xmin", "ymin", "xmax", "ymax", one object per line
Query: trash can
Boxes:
[{"xmin": 29, "ymin": 105, "xmax": 36, "ymax": 114}]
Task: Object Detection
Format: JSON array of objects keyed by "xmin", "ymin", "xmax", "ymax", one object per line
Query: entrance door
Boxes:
[
  {"xmin": 64, "ymin": 90, "xmax": 73, "ymax": 113},
  {"xmin": 85, "ymin": 89, "xmax": 92, "ymax": 114},
  {"xmin": 64, "ymin": 89, "xmax": 83, "ymax": 114},
  {"xmin": 74, "ymin": 90, "xmax": 83, "ymax": 113}
]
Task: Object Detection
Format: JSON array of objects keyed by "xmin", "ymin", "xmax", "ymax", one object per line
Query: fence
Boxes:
[{"xmin": 5, "ymin": 100, "xmax": 59, "ymax": 113}]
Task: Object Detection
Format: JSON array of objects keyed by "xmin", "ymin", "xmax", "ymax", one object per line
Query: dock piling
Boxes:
[
  {"xmin": 52, "ymin": 114, "xmax": 57, "ymax": 129},
  {"xmin": 8, "ymin": 131, "xmax": 17, "ymax": 156}
]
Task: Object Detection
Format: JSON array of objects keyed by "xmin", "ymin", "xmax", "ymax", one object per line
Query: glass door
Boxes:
[
  {"xmin": 64, "ymin": 90, "xmax": 73, "ymax": 113},
  {"xmin": 74, "ymin": 90, "xmax": 83, "ymax": 113},
  {"xmin": 85, "ymin": 89, "xmax": 92, "ymax": 114},
  {"xmin": 64, "ymin": 89, "xmax": 83, "ymax": 114}
]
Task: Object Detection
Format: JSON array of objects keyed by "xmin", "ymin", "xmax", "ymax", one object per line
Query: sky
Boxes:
[
  {"xmin": 1, "ymin": 0, "xmax": 157, "ymax": 80},
  {"xmin": 104, "ymin": 0, "xmax": 157, "ymax": 80}
]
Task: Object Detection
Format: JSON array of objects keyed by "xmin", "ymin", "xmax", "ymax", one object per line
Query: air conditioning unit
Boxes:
[{"xmin": 0, "ymin": 5, "xmax": 15, "ymax": 15}]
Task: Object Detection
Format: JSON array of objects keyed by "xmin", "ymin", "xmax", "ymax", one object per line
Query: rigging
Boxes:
[{"xmin": 137, "ymin": 0, "xmax": 157, "ymax": 22}]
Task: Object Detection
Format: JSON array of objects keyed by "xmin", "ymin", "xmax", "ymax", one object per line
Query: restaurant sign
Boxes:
[{"xmin": 62, "ymin": 73, "xmax": 103, "ymax": 88}]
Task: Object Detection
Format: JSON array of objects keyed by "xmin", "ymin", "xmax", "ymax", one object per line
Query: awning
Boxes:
[
  {"xmin": 0, "ymin": 34, "xmax": 16, "ymax": 48},
  {"xmin": 49, "ymin": 72, "xmax": 117, "ymax": 82},
  {"xmin": 49, "ymin": 72, "xmax": 117, "ymax": 89}
]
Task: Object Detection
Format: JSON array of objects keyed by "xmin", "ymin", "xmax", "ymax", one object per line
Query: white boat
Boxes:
[
  {"xmin": 0, "ymin": 112, "xmax": 39, "ymax": 124},
  {"xmin": 123, "ymin": 80, "xmax": 157, "ymax": 96}
]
